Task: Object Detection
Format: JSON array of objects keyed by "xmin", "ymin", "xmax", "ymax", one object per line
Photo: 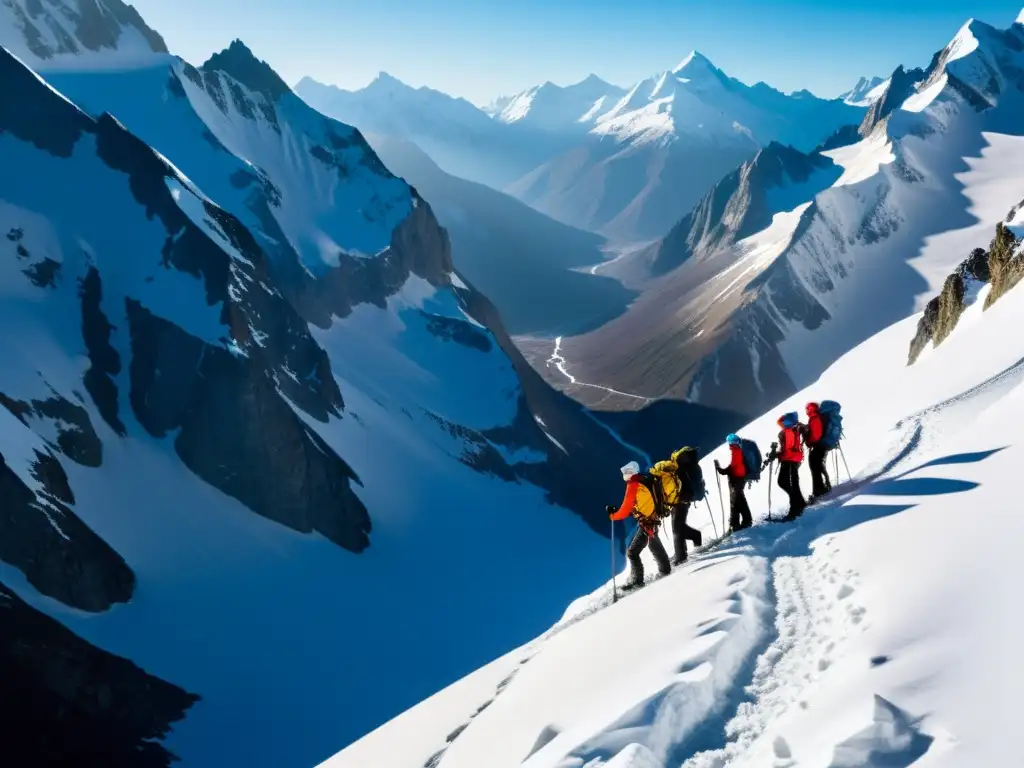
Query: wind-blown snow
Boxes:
[{"xmin": 324, "ymin": 223, "xmax": 1024, "ymax": 768}]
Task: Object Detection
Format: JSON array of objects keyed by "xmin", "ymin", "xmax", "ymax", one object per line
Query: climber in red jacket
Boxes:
[
  {"xmin": 713, "ymin": 434, "xmax": 752, "ymax": 532},
  {"xmin": 803, "ymin": 402, "xmax": 832, "ymax": 501},
  {"xmin": 766, "ymin": 413, "xmax": 806, "ymax": 520}
]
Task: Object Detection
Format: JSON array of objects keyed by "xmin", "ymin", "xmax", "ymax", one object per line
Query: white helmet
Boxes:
[{"xmin": 620, "ymin": 461, "xmax": 640, "ymax": 480}]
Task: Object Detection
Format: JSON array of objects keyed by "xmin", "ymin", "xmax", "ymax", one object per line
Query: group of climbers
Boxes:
[{"xmin": 607, "ymin": 401, "xmax": 844, "ymax": 591}]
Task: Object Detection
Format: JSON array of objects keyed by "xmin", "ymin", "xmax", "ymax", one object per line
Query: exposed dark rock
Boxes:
[
  {"xmin": 985, "ymin": 222, "xmax": 1024, "ymax": 308},
  {"xmin": 859, "ymin": 67, "xmax": 926, "ymax": 137},
  {"xmin": 5, "ymin": 0, "xmax": 166, "ymax": 64},
  {"xmin": 0, "ymin": 449, "xmax": 133, "ymax": 611},
  {"xmin": 23, "ymin": 255, "xmax": 61, "ymax": 287},
  {"xmin": 422, "ymin": 311, "xmax": 492, "ymax": 352},
  {"xmin": 0, "ymin": 580, "xmax": 197, "ymax": 768},
  {"xmin": 815, "ymin": 123, "xmax": 861, "ymax": 153},
  {"xmin": 0, "ymin": 389, "xmax": 103, "ymax": 467},
  {"xmin": 0, "ymin": 46, "xmax": 92, "ymax": 157},
  {"xmin": 79, "ymin": 266, "xmax": 126, "ymax": 436},
  {"xmin": 74, "ymin": 0, "xmax": 168, "ymax": 55},
  {"xmin": 202, "ymin": 40, "xmax": 292, "ymax": 102},
  {"xmin": 650, "ymin": 142, "xmax": 840, "ymax": 276},
  {"xmin": 125, "ymin": 300, "xmax": 371, "ymax": 553}
]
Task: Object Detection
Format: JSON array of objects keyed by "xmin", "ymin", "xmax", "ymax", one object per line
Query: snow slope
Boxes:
[
  {"xmin": 0, "ymin": 30, "xmax": 642, "ymax": 768},
  {"xmin": 324, "ymin": 214, "xmax": 1024, "ymax": 768},
  {"xmin": 543, "ymin": 11, "xmax": 1024, "ymax": 419}
]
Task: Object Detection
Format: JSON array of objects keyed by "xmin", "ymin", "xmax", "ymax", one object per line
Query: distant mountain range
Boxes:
[{"xmin": 297, "ymin": 55, "xmax": 866, "ymax": 242}]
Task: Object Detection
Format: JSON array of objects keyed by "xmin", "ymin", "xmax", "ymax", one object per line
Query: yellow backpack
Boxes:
[{"xmin": 648, "ymin": 461, "xmax": 681, "ymax": 512}]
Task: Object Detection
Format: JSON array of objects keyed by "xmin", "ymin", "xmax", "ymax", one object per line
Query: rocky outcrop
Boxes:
[
  {"xmin": 859, "ymin": 66, "xmax": 926, "ymax": 137},
  {"xmin": 0, "ymin": 580, "xmax": 198, "ymax": 767},
  {"xmin": 649, "ymin": 142, "xmax": 840, "ymax": 276},
  {"xmin": 0, "ymin": 448, "xmax": 134, "ymax": 611},
  {"xmin": 126, "ymin": 299, "xmax": 371, "ymax": 552},
  {"xmin": 908, "ymin": 225, "xmax": 1015, "ymax": 364},
  {"xmin": 984, "ymin": 222, "xmax": 1024, "ymax": 307},
  {"xmin": 202, "ymin": 40, "xmax": 292, "ymax": 101},
  {"xmin": 0, "ymin": 390, "xmax": 103, "ymax": 467}
]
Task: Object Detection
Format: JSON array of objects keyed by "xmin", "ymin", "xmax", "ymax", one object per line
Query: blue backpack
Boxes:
[
  {"xmin": 779, "ymin": 411, "xmax": 800, "ymax": 429},
  {"xmin": 819, "ymin": 400, "xmax": 843, "ymax": 448},
  {"xmin": 739, "ymin": 438, "xmax": 762, "ymax": 482}
]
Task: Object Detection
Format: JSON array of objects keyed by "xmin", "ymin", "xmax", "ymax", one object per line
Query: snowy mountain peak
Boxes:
[
  {"xmin": 839, "ymin": 76, "xmax": 887, "ymax": 106},
  {"xmin": 202, "ymin": 39, "xmax": 292, "ymax": 101},
  {"xmin": 671, "ymin": 50, "xmax": 717, "ymax": 76},
  {"xmin": 0, "ymin": 0, "xmax": 168, "ymax": 71},
  {"xmin": 1018, "ymin": 7, "xmax": 1024, "ymax": 25}
]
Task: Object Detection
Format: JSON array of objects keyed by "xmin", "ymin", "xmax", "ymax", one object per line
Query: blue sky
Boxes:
[{"xmin": 131, "ymin": 0, "xmax": 1024, "ymax": 104}]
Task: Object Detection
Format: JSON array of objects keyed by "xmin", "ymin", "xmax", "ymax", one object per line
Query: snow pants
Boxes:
[
  {"xmin": 728, "ymin": 477, "xmax": 752, "ymax": 531},
  {"xmin": 670, "ymin": 503, "xmax": 703, "ymax": 563},
  {"xmin": 626, "ymin": 523, "xmax": 670, "ymax": 585},
  {"xmin": 778, "ymin": 460, "xmax": 806, "ymax": 518},
  {"xmin": 808, "ymin": 444, "xmax": 832, "ymax": 498}
]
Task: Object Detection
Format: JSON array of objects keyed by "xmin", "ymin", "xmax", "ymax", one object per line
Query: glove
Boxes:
[{"xmin": 605, "ymin": 504, "xmax": 616, "ymax": 519}]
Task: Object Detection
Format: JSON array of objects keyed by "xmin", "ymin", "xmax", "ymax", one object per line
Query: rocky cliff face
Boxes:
[
  {"xmin": 648, "ymin": 142, "xmax": 841, "ymax": 276},
  {"xmin": 0, "ymin": 580, "xmax": 199, "ymax": 767}
]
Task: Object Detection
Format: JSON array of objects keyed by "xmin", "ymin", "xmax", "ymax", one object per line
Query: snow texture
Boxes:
[{"xmin": 325, "ymin": 217, "xmax": 1024, "ymax": 768}]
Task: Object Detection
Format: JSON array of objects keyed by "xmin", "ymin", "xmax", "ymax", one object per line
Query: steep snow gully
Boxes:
[{"xmin": 328, "ymin": 278, "xmax": 1024, "ymax": 767}]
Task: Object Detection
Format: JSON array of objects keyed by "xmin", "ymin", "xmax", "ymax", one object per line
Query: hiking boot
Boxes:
[
  {"xmin": 622, "ymin": 579, "xmax": 645, "ymax": 592},
  {"xmin": 671, "ymin": 555, "xmax": 687, "ymax": 568}
]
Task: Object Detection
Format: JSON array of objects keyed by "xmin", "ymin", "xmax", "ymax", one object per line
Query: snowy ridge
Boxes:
[
  {"xmin": 839, "ymin": 75, "xmax": 888, "ymax": 107},
  {"xmin": 0, "ymin": 0, "xmax": 169, "ymax": 71},
  {"xmin": 491, "ymin": 74, "xmax": 626, "ymax": 131},
  {"xmin": 326, "ymin": 221, "xmax": 1024, "ymax": 767}
]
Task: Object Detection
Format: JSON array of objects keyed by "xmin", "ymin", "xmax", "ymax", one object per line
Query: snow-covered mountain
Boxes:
[
  {"xmin": 366, "ymin": 133, "xmax": 635, "ymax": 336},
  {"xmin": 537, "ymin": 11, "xmax": 1024, "ymax": 418},
  {"xmin": 0, "ymin": 18, "xmax": 640, "ymax": 768},
  {"xmin": 298, "ymin": 57, "xmax": 864, "ymax": 243},
  {"xmin": 488, "ymin": 74, "xmax": 627, "ymax": 132},
  {"xmin": 0, "ymin": 0, "xmax": 169, "ymax": 69},
  {"xmin": 839, "ymin": 75, "xmax": 888, "ymax": 106},
  {"xmin": 324, "ymin": 214, "xmax": 1024, "ymax": 768},
  {"xmin": 507, "ymin": 52, "xmax": 866, "ymax": 241},
  {"xmin": 295, "ymin": 73, "xmax": 569, "ymax": 190}
]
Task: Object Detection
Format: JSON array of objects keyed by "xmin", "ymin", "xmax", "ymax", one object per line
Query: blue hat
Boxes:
[{"xmin": 726, "ymin": 433, "xmax": 740, "ymax": 445}]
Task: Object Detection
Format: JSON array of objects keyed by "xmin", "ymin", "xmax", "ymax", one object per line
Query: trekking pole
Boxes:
[
  {"xmin": 767, "ymin": 459, "xmax": 773, "ymax": 522},
  {"xmin": 704, "ymin": 497, "xmax": 720, "ymax": 539},
  {"xmin": 839, "ymin": 444, "xmax": 852, "ymax": 481},
  {"xmin": 714, "ymin": 471, "xmax": 725, "ymax": 538},
  {"xmin": 610, "ymin": 518, "xmax": 618, "ymax": 604}
]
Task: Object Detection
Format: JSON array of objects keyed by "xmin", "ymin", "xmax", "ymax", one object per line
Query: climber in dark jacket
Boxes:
[
  {"xmin": 803, "ymin": 402, "xmax": 832, "ymax": 501},
  {"xmin": 714, "ymin": 434, "xmax": 752, "ymax": 532},
  {"xmin": 665, "ymin": 447, "xmax": 703, "ymax": 565},
  {"xmin": 767, "ymin": 413, "xmax": 806, "ymax": 520}
]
